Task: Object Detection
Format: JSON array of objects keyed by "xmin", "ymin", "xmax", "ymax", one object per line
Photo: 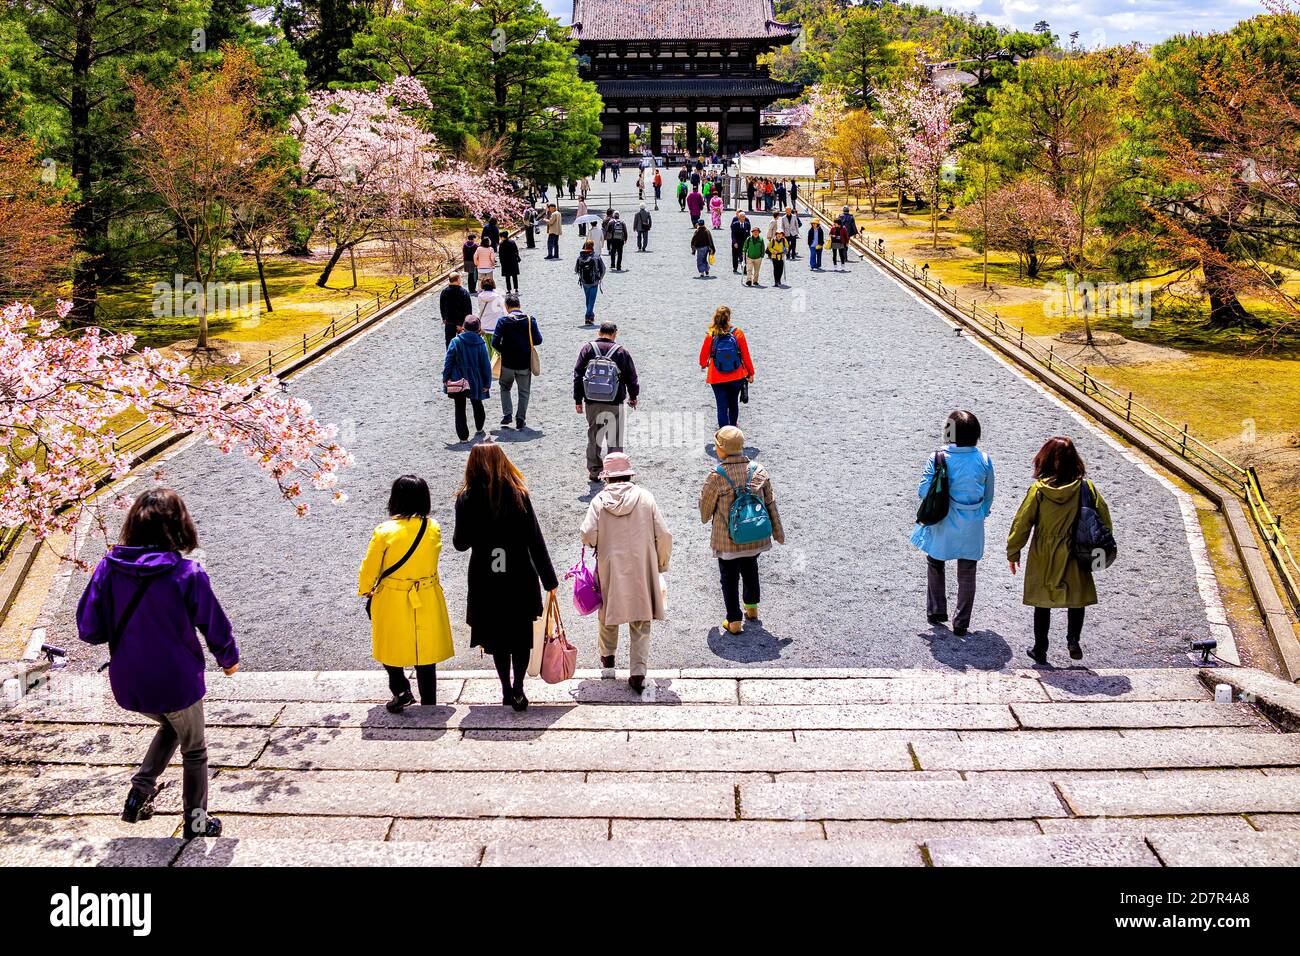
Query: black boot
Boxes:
[
  {"xmin": 386, "ymin": 689, "xmax": 415, "ymax": 714},
  {"xmin": 184, "ymin": 814, "xmax": 223, "ymax": 840},
  {"xmin": 121, "ymin": 784, "xmax": 160, "ymax": 823},
  {"xmin": 1025, "ymin": 645, "xmax": 1048, "ymax": 666},
  {"xmin": 1067, "ymin": 641, "xmax": 1083, "ymax": 661},
  {"xmin": 511, "ymin": 691, "xmax": 529, "ymax": 712}
]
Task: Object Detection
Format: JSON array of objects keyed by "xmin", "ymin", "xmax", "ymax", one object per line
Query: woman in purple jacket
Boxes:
[{"xmin": 77, "ymin": 488, "xmax": 239, "ymax": 839}]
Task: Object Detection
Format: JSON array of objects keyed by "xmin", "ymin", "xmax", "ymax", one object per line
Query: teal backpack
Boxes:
[{"xmin": 715, "ymin": 463, "xmax": 773, "ymax": 545}]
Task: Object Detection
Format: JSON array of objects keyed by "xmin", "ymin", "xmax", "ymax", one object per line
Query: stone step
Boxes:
[
  {"xmin": 736, "ymin": 779, "xmax": 1068, "ymax": 821},
  {"xmin": 1010, "ymin": 701, "xmax": 1261, "ymax": 730},
  {"xmin": 925, "ymin": 834, "xmax": 1161, "ymax": 867}
]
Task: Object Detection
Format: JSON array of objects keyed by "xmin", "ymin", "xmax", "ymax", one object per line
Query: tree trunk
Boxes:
[
  {"xmin": 67, "ymin": 5, "xmax": 100, "ymax": 325},
  {"xmin": 317, "ymin": 242, "xmax": 349, "ymax": 287},
  {"xmin": 1026, "ymin": 251, "xmax": 1038, "ymax": 278},
  {"xmin": 349, "ymin": 246, "xmax": 358, "ymax": 289},
  {"xmin": 253, "ymin": 242, "xmax": 273, "ymax": 313},
  {"xmin": 1203, "ymin": 258, "xmax": 1256, "ymax": 327}
]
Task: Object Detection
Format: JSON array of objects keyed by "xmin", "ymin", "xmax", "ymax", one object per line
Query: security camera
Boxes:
[{"xmin": 1190, "ymin": 638, "xmax": 1217, "ymax": 665}]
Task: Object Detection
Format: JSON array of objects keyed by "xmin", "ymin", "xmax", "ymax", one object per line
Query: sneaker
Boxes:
[
  {"xmin": 724, "ymin": 620, "xmax": 743, "ymax": 635},
  {"xmin": 952, "ymin": 626, "xmax": 969, "ymax": 637},
  {"xmin": 1025, "ymin": 646, "xmax": 1048, "ymax": 666},
  {"xmin": 385, "ymin": 689, "xmax": 415, "ymax": 714},
  {"xmin": 500, "ymin": 415, "xmax": 513, "ymax": 426},
  {"xmin": 743, "ymin": 605, "xmax": 759, "ymax": 621},
  {"xmin": 927, "ymin": 614, "xmax": 948, "ymax": 625},
  {"xmin": 121, "ymin": 785, "xmax": 160, "ymax": 824},
  {"xmin": 514, "ymin": 419, "xmax": 526, "ymax": 431},
  {"xmin": 185, "ymin": 814, "xmax": 223, "ymax": 840}
]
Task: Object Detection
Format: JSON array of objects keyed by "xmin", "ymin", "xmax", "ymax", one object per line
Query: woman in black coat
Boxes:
[
  {"xmin": 480, "ymin": 217, "xmax": 500, "ymax": 251},
  {"xmin": 498, "ymin": 231, "xmax": 521, "ymax": 294},
  {"xmin": 453, "ymin": 443, "xmax": 558, "ymax": 711}
]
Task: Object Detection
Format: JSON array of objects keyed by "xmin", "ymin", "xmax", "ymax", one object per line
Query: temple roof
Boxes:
[
  {"xmin": 570, "ymin": 0, "xmax": 800, "ymax": 42},
  {"xmin": 595, "ymin": 78, "xmax": 803, "ymax": 100}
]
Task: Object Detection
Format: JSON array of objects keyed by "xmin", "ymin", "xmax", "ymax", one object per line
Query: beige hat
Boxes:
[{"xmin": 714, "ymin": 426, "xmax": 745, "ymax": 457}]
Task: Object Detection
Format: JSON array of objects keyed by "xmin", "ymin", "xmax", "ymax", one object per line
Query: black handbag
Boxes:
[
  {"xmin": 365, "ymin": 517, "xmax": 428, "ymax": 619},
  {"xmin": 739, "ymin": 380, "xmax": 749, "ymax": 404},
  {"xmin": 915, "ymin": 451, "xmax": 950, "ymax": 526},
  {"xmin": 1071, "ymin": 480, "xmax": 1117, "ymax": 570}
]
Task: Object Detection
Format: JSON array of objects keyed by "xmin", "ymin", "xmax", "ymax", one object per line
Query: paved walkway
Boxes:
[
  {"xmin": 40, "ymin": 173, "xmax": 1221, "ymax": 671},
  {"xmin": 3, "ymin": 667, "xmax": 1300, "ymax": 865}
]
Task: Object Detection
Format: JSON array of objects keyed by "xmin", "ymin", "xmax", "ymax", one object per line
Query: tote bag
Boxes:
[
  {"xmin": 539, "ymin": 591, "xmax": 577, "ymax": 684},
  {"xmin": 527, "ymin": 314, "xmax": 542, "ymax": 376},
  {"xmin": 564, "ymin": 546, "xmax": 602, "ymax": 616}
]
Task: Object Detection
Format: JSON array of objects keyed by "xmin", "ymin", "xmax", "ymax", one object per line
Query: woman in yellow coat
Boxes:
[{"xmin": 358, "ymin": 475, "xmax": 454, "ymax": 712}]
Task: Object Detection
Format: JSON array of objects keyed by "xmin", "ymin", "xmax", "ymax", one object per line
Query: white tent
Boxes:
[{"xmin": 736, "ymin": 154, "xmax": 816, "ymax": 180}]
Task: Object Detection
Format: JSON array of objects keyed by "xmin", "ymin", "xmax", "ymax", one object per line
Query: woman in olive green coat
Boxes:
[{"xmin": 1007, "ymin": 436, "xmax": 1113, "ymax": 665}]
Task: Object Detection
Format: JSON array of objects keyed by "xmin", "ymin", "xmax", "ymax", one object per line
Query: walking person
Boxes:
[
  {"xmin": 807, "ymin": 219, "xmax": 826, "ymax": 271},
  {"xmin": 498, "ymin": 231, "xmax": 521, "ymax": 294},
  {"xmin": 453, "ymin": 444, "xmax": 559, "ymax": 711},
  {"xmin": 473, "ymin": 235, "xmax": 496, "ymax": 285},
  {"xmin": 830, "ymin": 220, "xmax": 850, "ymax": 268},
  {"xmin": 911, "ymin": 411, "xmax": 995, "ymax": 636},
  {"xmin": 491, "ymin": 294, "xmax": 543, "ymax": 431},
  {"xmin": 588, "ymin": 215, "xmax": 605, "ymax": 262},
  {"xmin": 729, "ymin": 211, "xmax": 750, "ymax": 273},
  {"xmin": 653, "ymin": 168, "xmax": 663, "ymax": 203},
  {"xmin": 780, "ymin": 207, "xmax": 802, "ymax": 259},
  {"xmin": 575, "ymin": 239, "xmax": 607, "ymax": 326},
  {"xmin": 686, "ymin": 186, "xmax": 705, "ymax": 226},
  {"xmin": 480, "ymin": 216, "xmax": 500, "ymax": 251},
  {"xmin": 691, "ymin": 222, "xmax": 716, "ymax": 278},
  {"xmin": 767, "ymin": 229, "xmax": 789, "ymax": 287},
  {"xmin": 599, "ymin": 159, "xmax": 607, "ymax": 183},
  {"xmin": 443, "ymin": 315, "xmax": 492, "ymax": 442},
  {"xmin": 677, "ymin": 178, "xmax": 689, "ymax": 212},
  {"xmin": 636, "ymin": 169, "xmax": 645, "ymax": 200},
  {"xmin": 580, "ymin": 453, "xmax": 673, "ymax": 694},
  {"xmin": 742, "ymin": 226, "xmax": 766, "ymax": 286},
  {"xmin": 576, "ymin": 195, "xmax": 589, "ymax": 237},
  {"xmin": 523, "ymin": 207, "xmax": 537, "ymax": 250},
  {"xmin": 545, "ymin": 203, "xmax": 562, "ymax": 259},
  {"xmin": 746, "ymin": 177, "xmax": 755, "ymax": 211},
  {"xmin": 699, "ymin": 305, "xmax": 754, "ymax": 428},
  {"xmin": 359, "ymin": 475, "xmax": 454, "ymax": 713},
  {"xmin": 439, "ymin": 271, "xmax": 473, "ymax": 346},
  {"xmin": 606, "ymin": 211, "xmax": 628, "ymax": 271},
  {"xmin": 574, "ymin": 321, "xmax": 640, "ymax": 482},
  {"xmin": 474, "ymin": 275, "xmax": 506, "ymax": 351},
  {"xmin": 461, "ymin": 232, "xmax": 480, "ymax": 293},
  {"xmin": 633, "ymin": 203, "xmax": 652, "ymax": 251},
  {"xmin": 836, "ymin": 205, "xmax": 859, "ymax": 260},
  {"xmin": 710, "ymin": 190, "xmax": 724, "ymax": 230},
  {"xmin": 76, "ymin": 488, "xmax": 238, "ymax": 839},
  {"xmin": 1007, "ymin": 436, "xmax": 1114, "ymax": 664},
  {"xmin": 699, "ymin": 426, "xmax": 785, "ymax": 634}
]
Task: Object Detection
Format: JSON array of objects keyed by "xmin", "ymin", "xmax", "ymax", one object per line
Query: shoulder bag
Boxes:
[
  {"xmin": 915, "ymin": 450, "xmax": 950, "ymax": 526},
  {"xmin": 365, "ymin": 517, "xmax": 428, "ymax": 619}
]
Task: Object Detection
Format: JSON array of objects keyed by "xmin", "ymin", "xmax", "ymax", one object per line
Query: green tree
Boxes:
[
  {"xmin": 276, "ymin": 0, "xmax": 371, "ymax": 88},
  {"xmin": 825, "ymin": 8, "xmax": 897, "ymax": 106}
]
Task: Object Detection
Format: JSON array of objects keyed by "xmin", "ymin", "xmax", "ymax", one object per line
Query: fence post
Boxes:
[
  {"xmin": 1047, "ymin": 345, "xmax": 1054, "ymax": 371},
  {"xmin": 1126, "ymin": 391, "xmax": 1133, "ymax": 422},
  {"xmin": 1018, "ymin": 326, "xmax": 1025, "ymax": 349},
  {"xmin": 267, "ymin": 350, "xmax": 272, "ymax": 375},
  {"xmin": 303, "ymin": 333, "xmax": 308, "ymax": 355},
  {"xmin": 1180, "ymin": 423, "xmax": 1189, "ymax": 457}
]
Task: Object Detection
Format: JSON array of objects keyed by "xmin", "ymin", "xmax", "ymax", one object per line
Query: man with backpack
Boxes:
[
  {"xmin": 574, "ymin": 322, "xmax": 640, "ymax": 482},
  {"xmin": 575, "ymin": 239, "xmax": 607, "ymax": 326},
  {"xmin": 490, "ymin": 293, "xmax": 543, "ymax": 431},
  {"xmin": 698, "ymin": 425, "xmax": 785, "ymax": 635},
  {"xmin": 606, "ymin": 211, "xmax": 628, "ymax": 271}
]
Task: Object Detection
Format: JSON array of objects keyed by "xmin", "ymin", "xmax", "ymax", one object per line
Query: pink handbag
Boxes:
[
  {"xmin": 539, "ymin": 592, "xmax": 577, "ymax": 684},
  {"xmin": 564, "ymin": 546, "xmax": 602, "ymax": 616}
]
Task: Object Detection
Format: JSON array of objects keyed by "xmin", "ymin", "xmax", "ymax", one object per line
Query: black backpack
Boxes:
[
  {"xmin": 579, "ymin": 256, "xmax": 600, "ymax": 285},
  {"xmin": 610, "ymin": 221, "xmax": 627, "ymax": 242},
  {"xmin": 915, "ymin": 451, "xmax": 950, "ymax": 525},
  {"xmin": 1072, "ymin": 480, "xmax": 1117, "ymax": 571}
]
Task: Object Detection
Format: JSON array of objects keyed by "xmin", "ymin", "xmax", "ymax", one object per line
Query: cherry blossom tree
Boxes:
[
  {"xmin": 295, "ymin": 76, "xmax": 525, "ymax": 287},
  {"xmin": 1, "ymin": 300, "xmax": 353, "ymax": 559},
  {"xmin": 957, "ymin": 178, "xmax": 1078, "ymax": 280},
  {"xmin": 877, "ymin": 78, "xmax": 967, "ymax": 248}
]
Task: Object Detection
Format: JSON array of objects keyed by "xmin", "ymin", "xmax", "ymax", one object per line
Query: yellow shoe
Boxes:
[
  {"xmin": 724, "ymin": 620, "xmax": 743, "ymax": 635},
  {"xmin": 744, "ymin": 605, "xmax": 759, "ymax": 620}
]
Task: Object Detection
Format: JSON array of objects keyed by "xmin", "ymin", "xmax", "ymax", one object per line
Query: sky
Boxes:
[{"xmin": 545, "ymin": 0, "xmax": 1267, "ymax": 46}]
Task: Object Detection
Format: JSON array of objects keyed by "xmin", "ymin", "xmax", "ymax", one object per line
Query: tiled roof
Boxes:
[
  {"xmin": 571, "ymin": 0, "xmax": 799, "ymax": 42},
  {"xmin": 595, "ymin": 78, "xmax": 803, "ymax": 99}
]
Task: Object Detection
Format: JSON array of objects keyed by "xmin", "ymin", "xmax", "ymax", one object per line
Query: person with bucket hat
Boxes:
[
  {"xmin": 579, "ymin": 452, "xmax": 673, "ymax": 694},
  {"xmin": 699, "ymin": 427, "xmax": 784, "ymax": 634}
]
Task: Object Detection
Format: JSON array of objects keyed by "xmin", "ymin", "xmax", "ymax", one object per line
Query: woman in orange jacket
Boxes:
[{"xmin": 698, "ymin": 306, "xmax": 755, "ymax": 429}]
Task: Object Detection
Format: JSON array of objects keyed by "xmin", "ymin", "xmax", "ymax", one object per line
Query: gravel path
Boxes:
[{"xmin": 47, "ymin": 174, "xmax": 1216, "ymax": 672}]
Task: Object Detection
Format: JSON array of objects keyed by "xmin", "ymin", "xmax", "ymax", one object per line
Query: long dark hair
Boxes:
[
  {"xmin": 119, "ymin": 488, "xmax": 199, "ymax": 552},
  {"xmin": 1033, "ymin": 436, "xmax": 1086, "ymax": 487},
  {"xmin": 457, "ymin": 443, "xmax": 528, "ymax": 512}
]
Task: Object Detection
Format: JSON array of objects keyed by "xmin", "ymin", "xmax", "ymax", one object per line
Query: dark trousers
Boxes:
[
  {"xmin": 453, "ymin": 394, "xmax": 486, "ymax": 441},
  {"xmin": 444, "ymin": 323, "xmax": 457, "ymax": 347},
  {"xmin": 385, "ymin": 663, "xmax": 438, "ymax": 705},
  {"xmin": 524, "ymin": 228, "xmax": 535, "ymax": 249},
  {"xmin": 132, "ymin": 699, "xmax": 209, "ymax": 837},
  {"xmin": 503, "ymin": 273, "xmax": 518, "ymax": 293},
  {"xmin": 711, "ymin": 379, "xmax": 744, "ymax": 428},
  {"xmin": 585, "ymin": 401, "xmax": 624, "ymax": 477},
  {"xmin": 926, "ymin": 556, "xmax": 977, "ymax": 630},
  {"xmin": 1033, "ymin": 607, "xmax": 1085, "ymax": 653},
  {"xmin": 787, "ymin": 236, "xmax": 799, "ymax": 259},
  {"xmin": 771, "ymin": 259, "xmax": 785, "ymax": 286},
  {"xmin": 608, "ymin": 239, "xmax": 624, "ymax": 270},
  {"xmin": 833, "ymin": 246, "xmax": 848, "ymax": 266},
  {"xmin": 546, "ymin": 234, "xmax": 559, "ymax": 258},
  {"xmin": 636, "ymin": 230, "xmax": 648, "ymax": 251},
  {"xmin": 719, "ymin": 556, "xmax": 761, "ymax": 623},
  {"xmin": 493, "ymin": 649, "xmax": 530, "ymax": 697},
  {"xmin": 731, "ymin": 244, "xmax": 743, "ymax": 271}
]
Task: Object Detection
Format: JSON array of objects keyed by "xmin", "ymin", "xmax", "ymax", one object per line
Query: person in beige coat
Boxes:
[{"xmin": 579, "ymin": 452, "xmax": 673, "ymax": 694}]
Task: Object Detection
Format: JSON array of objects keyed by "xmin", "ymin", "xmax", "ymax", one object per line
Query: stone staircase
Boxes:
[{"xmin": 3, "ymin": 666, "xmax": 1300, "ymax": 866}]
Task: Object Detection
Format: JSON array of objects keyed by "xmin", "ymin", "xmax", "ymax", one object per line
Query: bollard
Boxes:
[
  {"xmin": 2, "ymin": 677, "xmax": 19, "ymax": 705},
  {"xmin": 1215, "ymin": 683, "xmax": 1233, "ymax": 704}
]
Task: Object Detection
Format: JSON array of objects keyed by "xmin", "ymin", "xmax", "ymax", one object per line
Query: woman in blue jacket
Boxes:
[
  {"xmin": 911, "ymin": 410, "xmax": 995, "ymax": 635},
  {"xmin": 443, "ymin": 316, "xmax": 493, "ymax": 442}
]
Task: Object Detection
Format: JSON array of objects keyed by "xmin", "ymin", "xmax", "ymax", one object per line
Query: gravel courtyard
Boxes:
[{"xmin": 46, "ymin": 173, "xmax": 1218, "ymax": 672}]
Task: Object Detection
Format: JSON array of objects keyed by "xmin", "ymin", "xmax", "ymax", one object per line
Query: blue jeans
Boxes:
[
  {"xmin": 809, "ymin": 244, "xmax": 823, "ymax": 270},
  {"xmin": 711, "ymin": 379, "xmax": 744, "ymax": 428},
  {"xmin": 696, "ymin": 247, "xmax": 711, "ymax": 275},
  {"xmin": 582, "ymin": 283, "xmax": 599, "ymax": 320},
  {"xmin": 547, "ymin": 234, "xmax": 559, "ymax": 258}
]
